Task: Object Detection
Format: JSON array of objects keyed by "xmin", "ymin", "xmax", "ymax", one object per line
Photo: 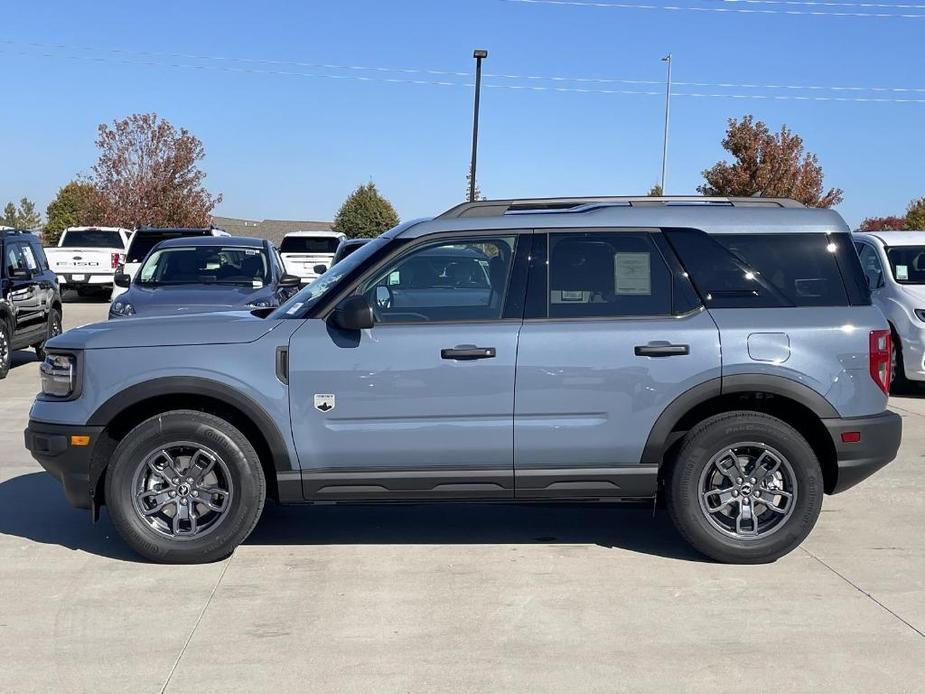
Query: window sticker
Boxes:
[
  {"xmin": 252, "ymin": 280, "xmax": 264, "ymax": 289},
  {"xmin": 285, "ymin": 302, "xmax": 303, "ymax": 315},
  {"xmin": 896, "ymin": 264, "xmax": 909, "ymax": 281},
  {"xmin": 614, "ymin": 253, "xmax": 652, "ymax": 295}
]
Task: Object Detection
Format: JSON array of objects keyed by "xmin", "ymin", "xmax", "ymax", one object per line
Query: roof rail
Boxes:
[{"xmin": 437, "ymin": 196, "xmax": 805, "ymax": 219}]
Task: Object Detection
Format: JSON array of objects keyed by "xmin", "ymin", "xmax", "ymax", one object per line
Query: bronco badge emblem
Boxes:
[{"xmin": 314, "ymin": 394, "xmax": 335, "ymax": 412}]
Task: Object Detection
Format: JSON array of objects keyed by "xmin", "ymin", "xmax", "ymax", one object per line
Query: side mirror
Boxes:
[
  {"xmin": 114, "ymin": 273, "xmax": 131, "ymax": 288},
  {"xmin": 9, "ymin": 267, "xmax": 31, "ymax": 280},
  {"xmin": 279, "ymin": 273, "xmax": 301, "ymax": 288},
  {"xmin": 313, "ymin": 264, "xmax": 328, "ymax": 275},
  {"xmin": 331, "ymin": 295, "xmax": 374, "ymax": 331}
]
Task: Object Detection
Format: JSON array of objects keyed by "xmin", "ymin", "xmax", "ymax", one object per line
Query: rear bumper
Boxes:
[
  {"xmin": 56, "ymin": 273, "xmax": 113, "ymax": 286},
  {"xmin": 24, "ymin": 420, "xmax": 104, "ymax": 509},
  {"xmin": 823, "ymin": 411, "xmax": 902, "ymax": 494}
]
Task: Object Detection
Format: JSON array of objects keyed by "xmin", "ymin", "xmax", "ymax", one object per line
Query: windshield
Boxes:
[
  {"xmin": 138, "ymin": 246, "xmax": 270, "ymax": 286},
  {"xmin": 280, "ymin": 236, "xmax": 341, "ymax": 254},
  {"xmin": 270, "ymin": 236, "xmax": 390, "ymax": 318},
  {"xmin": 887, "ymin": 247, "xmax": 925, "ymax": 284},
  {"xmin": 127, "ymin": 231, "xmax": 211, "ymax": 263},
  {"xmin": 60, "ymin": 230, "xmax": 124, "ymax": 249}
]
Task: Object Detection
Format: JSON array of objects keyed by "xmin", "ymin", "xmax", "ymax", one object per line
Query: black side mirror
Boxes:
[
  {"xmin": 114, "ymin": 273, "xmax": 131, "ymax": 288},
  {"xmin": 313, "ymin": 264, "xmax": 328, "ymax": 275},
  {"xmin": 9, "ymin": 267, "xmax": 31, "ymax": 280},
  {"xmin": 279, "ymin": 273, "xmax": 301, "ymax": 288},
  {"xmin": 331, "ymin": 295, "xmax": 374, "ymax": 331}
]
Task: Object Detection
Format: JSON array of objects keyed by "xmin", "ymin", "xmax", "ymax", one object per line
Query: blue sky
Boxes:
[{"xmin": 1, "ymin": 0, "xmax": 923, "ymax": 228}]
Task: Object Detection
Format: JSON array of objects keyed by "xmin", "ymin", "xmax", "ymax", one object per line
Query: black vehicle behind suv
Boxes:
[{"xmin": 1, "ymin": 229, "xmax": 62, "ymax": 379}]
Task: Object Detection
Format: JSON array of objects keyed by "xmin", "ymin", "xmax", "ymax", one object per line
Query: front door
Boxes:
[
  {"xmin": 514, "ymin": 229, "xmax": 722, "ymax": 498},
  {"xmin": 4, "ymin": 242, "xmax": 44, "ymax": 345},
  {"xmin": 287, "ymin": 233, "xmax": 528, "ymax": 500}
]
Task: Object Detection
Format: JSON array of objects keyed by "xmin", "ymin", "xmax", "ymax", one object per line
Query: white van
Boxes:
[{"xmin": 279, "ymin": 230, "xmax": 346, "ymax": 283}]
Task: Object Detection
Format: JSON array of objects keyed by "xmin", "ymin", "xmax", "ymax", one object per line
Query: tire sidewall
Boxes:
[
  {"xmin": 670, "ymin": 413, "xmax": 823, "ymax": 563},
  {"xmin": 35, "ymin": 309, "xmax": 61, "ymax": 359},
  {"xmin": 106, "ymin": 412, "xmax": 265, "ymax": 563},
  {"xmin": 0, "ymin": 320, "xmax": 10, "ymax": 378}
]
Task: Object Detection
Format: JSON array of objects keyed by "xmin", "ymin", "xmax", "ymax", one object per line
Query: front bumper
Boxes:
[
  {"xmin": 823, "ymin": 411, "xmax": 902, "ymax": 494},
  {"xmin": 24, "ymin": 420, "xmax": 105, "ymax": 509}
]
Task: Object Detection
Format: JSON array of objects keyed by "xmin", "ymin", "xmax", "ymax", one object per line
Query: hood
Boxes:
[
  {"xmin": 50, "ymin": 310, "xmax": 288, "ymax": 349},
  {"xmin": 899, "ymin": 284, "xmax": 925, "ymax": 306},
  {"xmin": 119, "ymin": 283, "xmax": 273, "ymax": 317}
]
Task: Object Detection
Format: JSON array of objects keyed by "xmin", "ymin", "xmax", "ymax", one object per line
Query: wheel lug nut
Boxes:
[
  {"xmin": 750, "ymin": 478, "xmax": 756, "ymax": 484},
  {"xmin": 736, "ymin": 478, "xmax": 743, "ymax": 484},
  {"xmin": 732, "ymin": 490, "xmax": 739, "ymax": 497},
  {"xmin": 744, "ymin": 498, "xmax": 750, "ymax": 505},
  {"xmin": 172, "ymin": 478, "xmax": 179, "ymax": 484},
  {"xmin": 192, "ymin": 491, "xmax": 199, "ymax": 497},
  {"xmin": 754, "ymin": 490, "xmax": 760, "ymax": 497},
  {"xmin": 186, "ymin": 477, "xmax": 193, "ymax": 483},
  {"xmin": 170, "ymin": 491, "xmax": 176, "ymax": 497}
]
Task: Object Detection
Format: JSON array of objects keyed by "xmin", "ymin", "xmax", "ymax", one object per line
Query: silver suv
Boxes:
[{"xmin": 25, "ymin": 197, "xmax": 902, "ymax": 564}]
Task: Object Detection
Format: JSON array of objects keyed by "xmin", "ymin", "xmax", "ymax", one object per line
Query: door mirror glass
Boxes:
[
  {"xmin": 114, "ymin": 273, "xmax": 131, "ymax": 288},
  {"xmin": 332, "ymin": 295, "xmax": 374, "ymax": 331},
  {"xmin": 8, "ymin": 267, "xmax": 30, "ymax": 280}
]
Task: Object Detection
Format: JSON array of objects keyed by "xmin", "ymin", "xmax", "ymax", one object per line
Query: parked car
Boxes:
[
  {"xmin": 853, "ymin": 230, "xmax": 925, "ymax": 391},
  {"xmin": 112, "ymin": 226, "xmax": 229, "ymax": 300},
  {"xmin": 279, "ymin": 230, "xmax": 346, "ymax": 283},
  {"xmin": 1, "ymin": 229, "xmax": 62, "ymax": 378},
  {"xmin": 110, "ymin": 236, "xmax": 300, "ymax": 319},
  {"xmin": 331, "ymin": 237, "xmax": 370, "ymax": 266},
  {"xmin": 26, "ymin": 196, "xmax": 901, "ymax": 564},
  {"xmin": 45, "ymin": 226, "xmax": 130, "ymax": 298}
]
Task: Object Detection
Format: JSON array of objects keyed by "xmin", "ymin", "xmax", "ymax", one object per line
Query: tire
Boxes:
[
  {"xmin": 33, "ymin": 308, "xmax": 62, "ymax": 361},
  {"xmin": 106, "ymin": 410, "xmax": 266, "ymax": 564},
  {"xmin": 0, "ymin": 320, "xmax": 10, "ymax": 380},
  {"xmin": 666, "ymin": 411, "xmax": 823, "ymax": 564},
  {"xmin": 890, "ymin": 330, "xmax": 912, "ymax": 394}
]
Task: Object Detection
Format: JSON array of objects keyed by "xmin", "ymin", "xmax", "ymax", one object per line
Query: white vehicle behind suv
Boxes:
[
  {"xmin": 854, "ymin": 230, "xmax": 925, "ymax": 390},
  {"xmin": 45, "ymin": 226, "xmax": 130, "ymax": 298},
  {"xmin": 279, "ymin": 230, "xmax": 346, "ymax": 283}
]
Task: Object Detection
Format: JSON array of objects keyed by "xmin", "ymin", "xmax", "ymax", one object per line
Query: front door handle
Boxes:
[
  {"xmin": 634, "ymin": 343, "xmax": 690, "ymax": 357},
  {"xmin": 441, "ymin": 345, "xmax": 496, "ymax": 361}
]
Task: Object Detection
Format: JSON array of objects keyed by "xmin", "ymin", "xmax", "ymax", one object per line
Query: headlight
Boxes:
[
  {"xmin": 40, "ymin": 353, "xmax": 77, "ymax": 398},
  {"xmin": 915, "ymin": 309, "xmax": 925, "ymax": 322},
  {"xmin": 110, "ymin": 301, "xmax": 135, "ymax": 316}
]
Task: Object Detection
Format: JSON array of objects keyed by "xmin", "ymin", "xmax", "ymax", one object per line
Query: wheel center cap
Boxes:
[
  {"xmin": 177, "ymin": 483, "xmax": 191, "ymax": 496},
  {"xmin": 740, "ymin": 483, "xmax": 752, "ymax": 495}
]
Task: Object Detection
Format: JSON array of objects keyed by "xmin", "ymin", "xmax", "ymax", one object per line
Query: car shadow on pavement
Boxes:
[
  {"xmin": 0, "ymin": 472, "xmax": 705, "ymax": 563},
  {"xmin": 10, "ymin": 349, "xmax": 38, "ymax": 370}
]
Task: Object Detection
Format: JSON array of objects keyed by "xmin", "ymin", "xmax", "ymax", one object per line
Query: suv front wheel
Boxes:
[
  {"xmin": 666, "ymin": 411, "xmax": 823, "ymax": 564},
  {"xmin": 106, "ymin": 410, "xmax": 266, "ymax": 563}
]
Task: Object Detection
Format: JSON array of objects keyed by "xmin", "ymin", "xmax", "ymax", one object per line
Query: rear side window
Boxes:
[
  {"xmin": 280, "ymin": 236, "xmax": 341, "ymax": 254},
  {"xmin": 665, "ymin": 230, "xmax": 854, "ymax": 308},
  {"xmin": 547, "ymin": 232, "xmax": 672, "ymax": 318}
]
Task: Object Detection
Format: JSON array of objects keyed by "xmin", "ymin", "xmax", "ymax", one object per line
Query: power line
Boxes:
[
  {"xmin": 3, "ymin": 39, "xmax": 924, "ymax": 95},
  {"xmin": 718, "ymin": 0, "xmax": 925, "ymax": 8},
  {"xmin": 6, "ymin": 46, "xmax": 925, "ymax": 103},
  {"xmin": 501, "ymin": 0, "xmax": 925, "ymax": 18}
]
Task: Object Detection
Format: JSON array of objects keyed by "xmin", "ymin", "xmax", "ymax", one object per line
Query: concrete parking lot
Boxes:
[{"xmin": 1, "ymin": 300, "xmax": 923, "ymax": 693}]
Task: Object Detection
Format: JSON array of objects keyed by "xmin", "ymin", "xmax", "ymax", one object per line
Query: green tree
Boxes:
[
  {"xmin": 647, "ymin": 183, "xmax": 663, "ymax": 196},
  {"xmin": 0, "ymin": 197, "xmax": 42, "ymax": 229},
  {"xmin": 698, "ymin": 115, "xmax": 843, "ymax": 208},
  {"xmin": 45, "ymin": 181, "xmax": 104, "ymax": 245},
  {"xmin": 466, "ymin": 166, "xmax": 485, "ymax": 201},
  {"xmin": 332, "ymin": 182, "xmax": 400, "ymax": 238},
  {"xmin": 906, "ymin": 197, "xmax": 925, "ymax": 230}
]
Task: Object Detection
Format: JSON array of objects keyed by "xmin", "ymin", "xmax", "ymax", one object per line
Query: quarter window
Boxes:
[
  {"xmin": 857, "ymin": 244, "xmax": 885, "ymax": 290},
  {"xmin": 547, "ymin": 232, "xmax": 672, "ymax": 318},
  {"xmin": 361, "ymin": 237, "xmax": 516, "ymax": 323}
]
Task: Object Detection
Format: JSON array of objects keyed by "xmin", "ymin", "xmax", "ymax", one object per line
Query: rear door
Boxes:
[{"xmin": 513, "ymin": 229, "xmax": 721, "ymax": 498}]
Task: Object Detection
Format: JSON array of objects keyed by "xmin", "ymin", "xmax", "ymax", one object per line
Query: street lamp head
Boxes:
[
  {"xmin": 473, "ymin": 49, "xmax": 489, "ymax": 59},
  {"xmin": 661, "ymin": 54, "xmax": 671, "ymax": 62}
]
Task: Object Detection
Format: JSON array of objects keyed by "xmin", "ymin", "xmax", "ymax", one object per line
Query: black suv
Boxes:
[{"xmin": 0, "ymin": 229, "xmax": 63, "ymax": 379}]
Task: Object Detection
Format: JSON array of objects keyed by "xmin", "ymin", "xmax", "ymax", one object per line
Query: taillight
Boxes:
[
  {"xmin": 869, "ymin": 329, "xmax": 891, "ymax": 395},
  {"xmin": 110, "ymin": 252, "xmax": 121, "ymax": 269}
]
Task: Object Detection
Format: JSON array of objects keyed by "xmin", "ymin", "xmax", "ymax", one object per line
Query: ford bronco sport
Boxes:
[{"xmin": 25, "ymin": 197, "xmax": 902, "ymax": 564}]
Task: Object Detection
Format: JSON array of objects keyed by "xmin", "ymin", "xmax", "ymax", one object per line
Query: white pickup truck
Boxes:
[{"xmin": 45, "ymin": 226, "xmax": 131, "ymax": 298}]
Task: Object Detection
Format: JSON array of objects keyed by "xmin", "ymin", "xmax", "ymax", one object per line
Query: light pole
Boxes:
[
  {"xmin": 469, "ymin": 49, "xmax": 488, "ymax": 203},
  {"xmin": 660, "ymin": 53, "xmax": 672, "ymax": 195}
]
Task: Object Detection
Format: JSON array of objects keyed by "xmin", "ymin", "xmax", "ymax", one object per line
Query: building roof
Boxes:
[{"xmin": 211, "ymin": 216, "xmax": 333, "ymax": 246}]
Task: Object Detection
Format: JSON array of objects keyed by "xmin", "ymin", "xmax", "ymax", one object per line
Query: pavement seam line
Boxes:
[
  {"xmin": 159, "ymin": 558, "xmax": 232, "ymax": 694},
  {"xmin": 801, "ymin": 546, "xmax": 925, "ymax": 640}
]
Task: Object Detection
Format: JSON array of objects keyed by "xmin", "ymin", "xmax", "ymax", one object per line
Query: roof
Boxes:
[
  {"xmin": 394, "ymin": 197, "xmax": 850, "ymax": 239},
  {"xmin": 0, "ymin": 228, "xmax": 39, "ymax": 239},
  {"xmin": 211, "ymin": 216, "xmax": 333, "ymax": 246},
  {"xmin": 856, "ymin": 231, "xmax": 925, "ymax": 246},
  {"xmin": 156, "ymin": 236, "xmax": 266, "ymax": 249},
  {"xmin": 64, "ymin": 226, "xmax": 131, "ymax": 233},
  {"xmin": 283, "ymin": 230, "xmax": 345, "ymax": 238}
]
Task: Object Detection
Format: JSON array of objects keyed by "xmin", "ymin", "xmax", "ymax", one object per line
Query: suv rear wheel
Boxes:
[
  {"xmin": 666, "ymin": 411, "xmax": 823, "ymax": 564},
  {"xmin": 106, "ymin": 410, "xmax": 266, "ymax": 564}
]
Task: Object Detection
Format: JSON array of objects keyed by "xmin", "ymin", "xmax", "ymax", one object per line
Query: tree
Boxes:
[
  {"xmin": 647, "ymin": 183, "xmax": 663, "ymax": 197},
  {"xmin": 332, "ymin": 182, "xmax": 400, "ymax": 238},
  {"xmin": 698, "ymin": 115, "xmax": 843, "ymax": 208},
  {"xmin": 44, "ymin": 181, "xmax": 104, "ymax": 245},
  {"xmin": 858, "ymin": 216, "xmax": 906, "ymax": 232},
  {"xmin": 0, "ymin": 197, "xmax": 42, "ymax": 229},
  {"xmin": 906, "ymin": 197, "xmax": 925, "ymax": 230},
  {"xmin": 465, "ymin": 166, "xmax": 485, "ymax": 201},
  {"xmin": 89, "ymin": 113, "xmax": 222, "ymax": 228}
]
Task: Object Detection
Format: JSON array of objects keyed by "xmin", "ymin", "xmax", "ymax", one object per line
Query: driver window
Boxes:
[
  {"xmin": 6, "ymin": 244, "xmax": 26, "ymax": 275},
  {"xmin": 361, "ymin": 236, "xmax": 516, "ymax": 323},
  {"xmin": 857, "ymin": 245, "xmax": 884, "ymax": 290}
]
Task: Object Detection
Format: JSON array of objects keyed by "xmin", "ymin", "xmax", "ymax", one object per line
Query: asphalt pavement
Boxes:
[{"xmin": 0, "ymin": 300, "xmax": 922, "ymax": 693}]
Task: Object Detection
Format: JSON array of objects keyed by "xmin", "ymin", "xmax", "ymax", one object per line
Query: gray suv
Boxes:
[{"xmin": 24, "ymin": 197, "xmax": 902, "ymax": 564}]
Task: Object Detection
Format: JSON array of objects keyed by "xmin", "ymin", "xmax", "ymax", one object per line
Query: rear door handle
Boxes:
[
  {"xmin": 441, "ymin": 345, "xmax": 496, "ymax": 361},
  {"xmin": 634, "ymin": 343, "xmax": 690, "ymax": 357}
]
